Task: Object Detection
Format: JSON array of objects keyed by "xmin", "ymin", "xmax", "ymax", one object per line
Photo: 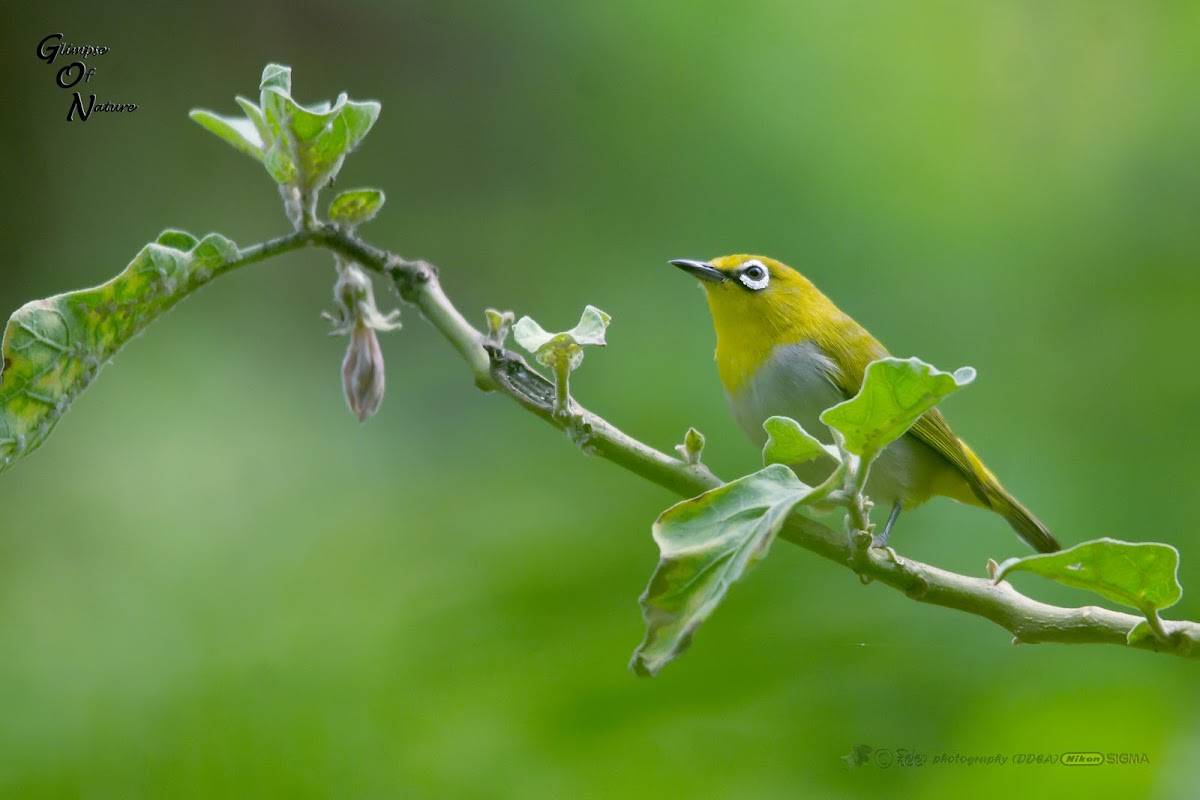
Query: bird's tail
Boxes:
[
  {"xmin": 962, "ymin": 446, "xmax": 1061, "ymax": 554},
  {"xmin": 986, "ymin": 483, "xmax": 1060, "ymax": 554}
]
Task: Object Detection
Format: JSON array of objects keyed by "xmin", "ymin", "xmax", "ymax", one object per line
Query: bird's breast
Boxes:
[
  {"xmin": 724, "ymin": 339, "xmax": 960, "ymax": 509},
  {"xmin": 725, "ymin": 340, "xmax": 845, "ymax": 447}
]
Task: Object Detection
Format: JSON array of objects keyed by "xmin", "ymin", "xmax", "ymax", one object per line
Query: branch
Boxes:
[
  {"xmin": 312, "ymin": 225, "xmax": 728, "ymax": 499},
  {"xmin": 308, "ymin": 226, "xmax": 1200, "ymax": 659},
  {"xmin": 254, "ymin": 226, "xmax": 1200, "ymax": 661}
]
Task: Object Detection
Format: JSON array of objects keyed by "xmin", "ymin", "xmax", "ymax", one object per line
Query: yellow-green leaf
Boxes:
[
  {"xmin": 0, "ymin": 231, "xmax": 239, "ymax": 473},
  {"xmin": 512, "ymin": 305, "xmax": 610, "ymax": 372},
  {"xmin": 762, "ymin": 415, "xmax": 831, "ymax": 466},
  {"xmin": 188, "ymin": 109, "xmax": 265, "ymax": 162},
  {"xmin": 257, "ymin": 64, "xmax": 380, "ymax": 191},
  {"xmin": 820, "ymin": 357, "xmax": 974, "ymax": 457},
  {"xmin": 631, "ymin": 465, "xmax": 812, "ymax": 677},
  {"xmin": 329, "ymin": 188, "xmax": 386, "ymax": 227},
  {"xmin": 995, "ymin": 538, "xmax": 1182, "ymax": 615}
]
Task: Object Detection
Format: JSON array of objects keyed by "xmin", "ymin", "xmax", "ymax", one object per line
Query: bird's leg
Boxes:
[{"xmin": 872, "ymin": 502, "xmax": 903, "ymax": 549}]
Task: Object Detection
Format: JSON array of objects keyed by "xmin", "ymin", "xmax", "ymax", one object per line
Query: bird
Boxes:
[{"xmin": 670, "ymin": 254, "xmax": 1060, "ymax": 553}]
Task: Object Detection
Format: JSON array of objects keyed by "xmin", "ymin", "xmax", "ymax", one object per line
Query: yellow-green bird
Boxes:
[{"xmin": 670, "ymin": 254, "xmax": 1060, "ymax": 553}]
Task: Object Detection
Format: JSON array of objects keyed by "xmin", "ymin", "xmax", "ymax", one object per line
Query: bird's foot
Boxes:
[{"xmin": 869, "ymin": 503, "xmax": 904, "ymax": 564}]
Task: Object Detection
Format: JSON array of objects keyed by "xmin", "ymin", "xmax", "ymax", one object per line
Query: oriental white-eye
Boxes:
[{"xmin": 671, "ymin": 254, "xmax": 1059, "ymax": 553}]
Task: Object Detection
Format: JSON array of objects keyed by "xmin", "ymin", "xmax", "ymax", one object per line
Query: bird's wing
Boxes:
[
  {"xmin": 816, "ymin": 320, "xmax": 990, "ymax": 505},
  {"xmin": 907, "ymin": 408, "xmax": 990, "ymax": 504}
]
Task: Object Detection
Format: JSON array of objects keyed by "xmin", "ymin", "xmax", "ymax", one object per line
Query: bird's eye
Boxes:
[{"xmin": 738, "ymin": 260, "xmax": 770, "ymax": 290}]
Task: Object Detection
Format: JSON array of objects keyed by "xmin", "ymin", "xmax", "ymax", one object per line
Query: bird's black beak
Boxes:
[{"xmin": 669, "ymin": 258, "xmax": 726, "ymax": 283}]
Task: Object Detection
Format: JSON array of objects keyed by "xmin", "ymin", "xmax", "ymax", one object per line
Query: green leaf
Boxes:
[
  {"xmin": 257, "ymin": 64, "xmax": 380, "ymax": 191},
  {"xmin": 0, "ymin": 231, "xmax": 239, "ymax": 474},
  {"xmin": 154, "ymin": 230, "xmax": 199, "ymax": 250},
  {"xmin": 995, "ymin": 538, "xmax": 1183, "ymax": 616},
  {"xmin": 512, "ymin": 305, "xmax": 610, "ymax": 372},
  {"xmin": 511, "ymin": 317, "xmax": 552, "ymax": 353},
  {"xmin": 631, "ymin": 464, "xmax": 813, "ymax": 677},
  {"xmin": 259, "ymin": 63, "xmax": 292, "ymax": 94},
  {"xmin": 188, "ymin": 109, "xmax": 265, "ymax": 162},
  {"xmin": 762, "ymin": 415, "xmax": 830, "ymax": 466},
  {"xmin": 235, "ymin": 96, "xmax": 270, "ymax": 147},
  {"xmin": 329, "ymin": 189, "xmax": 386, "ymax": 227},
  {"xmin": 194, "ymin": 65, "xmax": 380, "ymax": 193},
  {"xmin": 568, "ymin": 305, "xmax": 610, "ymax": 346},
  {"xmin": 819, "ymin": 357, "xmax": 975, "ymax": 457}
]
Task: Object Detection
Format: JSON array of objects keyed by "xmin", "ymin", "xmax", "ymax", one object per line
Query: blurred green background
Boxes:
[{"xmin": 3, "ymin": 1, "xmax": 1199, "ymax": 797}]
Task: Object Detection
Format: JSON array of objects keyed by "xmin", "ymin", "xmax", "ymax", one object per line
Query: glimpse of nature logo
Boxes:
[{"xmin": 35, "ymin": 33, "xmax": 138, "ymax": 121}]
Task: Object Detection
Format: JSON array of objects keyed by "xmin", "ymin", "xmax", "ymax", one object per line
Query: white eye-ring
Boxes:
[{"xmin": 738, "ymin": 259, "xmax": 770, "ymax": 290}]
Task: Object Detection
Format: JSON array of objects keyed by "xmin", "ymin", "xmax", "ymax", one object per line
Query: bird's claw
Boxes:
[{"xmin": 869, "ymin": 538, "xmax": 903, "ymax": 565}]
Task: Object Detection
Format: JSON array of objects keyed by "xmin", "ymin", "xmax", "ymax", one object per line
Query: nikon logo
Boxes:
[{"xmin": 1061, "ymin": 752, "xmax": 1103, "ymax": 766}]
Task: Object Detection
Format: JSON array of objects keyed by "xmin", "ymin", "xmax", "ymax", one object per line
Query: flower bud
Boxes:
[
  {"xmin": 342, "ymin": 319, "xmax": 385, "ymax": 422},
  {"xmin": 325, "ymin": 261, "xmax": 399, "ymax": 422}
]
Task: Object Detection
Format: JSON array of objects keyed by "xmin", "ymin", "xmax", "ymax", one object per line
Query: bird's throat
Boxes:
[{"xmin": 706, "ymin": 286, "xmax": 824, "ymax": 395}]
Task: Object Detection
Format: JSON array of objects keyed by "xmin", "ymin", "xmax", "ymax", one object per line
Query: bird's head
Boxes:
[
  {"xmin": 670, "ymin": 254, "xmax": 841, "ymax": 390},
  {"xmin": 670, "ymin": 254, "xmax": 825, "ymax": 338}
]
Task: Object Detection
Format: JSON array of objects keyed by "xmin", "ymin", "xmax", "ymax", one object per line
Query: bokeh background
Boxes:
[{"xmin": 3, "ymin": 1, "xmax": 1199, "ymax": 797}]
